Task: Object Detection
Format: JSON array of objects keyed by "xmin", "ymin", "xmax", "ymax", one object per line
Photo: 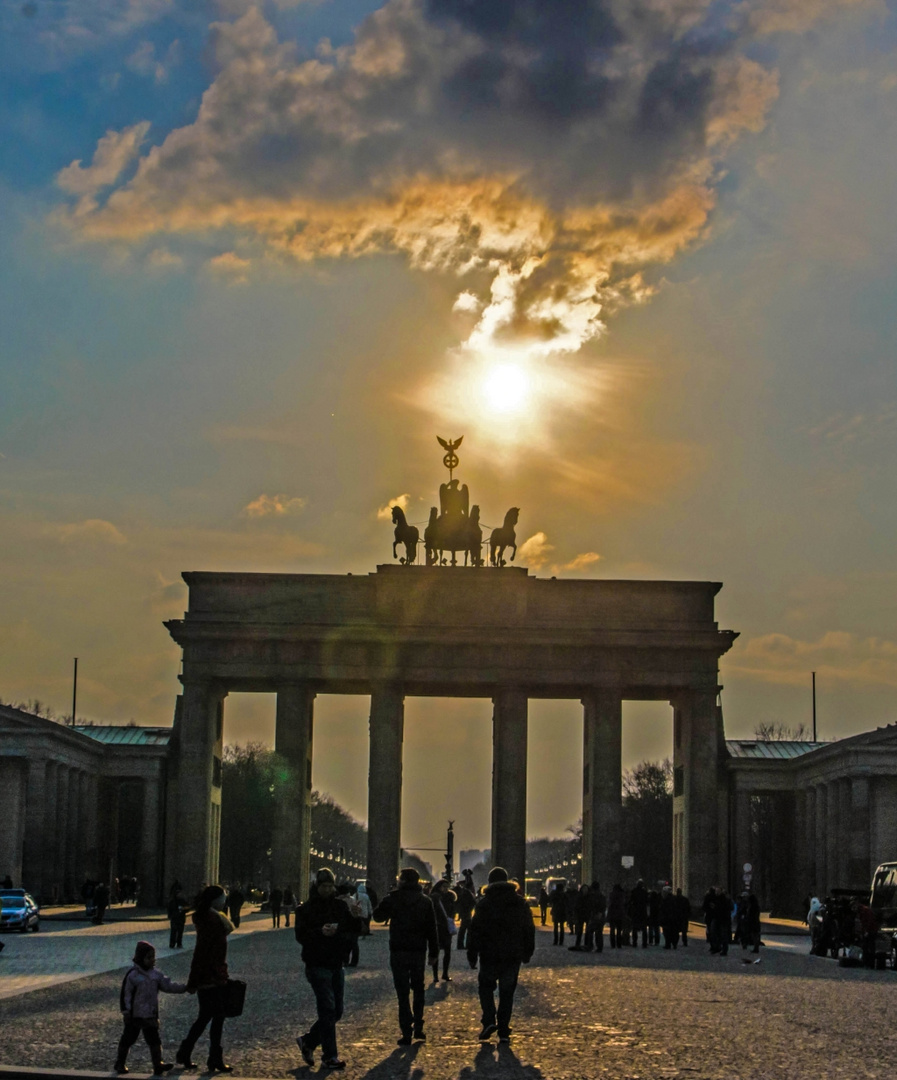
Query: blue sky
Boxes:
[{"xmin": 2, "ymin": 0, "xmax": 897, "ymax": 848}]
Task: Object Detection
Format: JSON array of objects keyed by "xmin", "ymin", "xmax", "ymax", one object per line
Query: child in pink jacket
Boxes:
[{"xmin": 115, "ymin": 941, "xmax": 188, "ymax": 1075}]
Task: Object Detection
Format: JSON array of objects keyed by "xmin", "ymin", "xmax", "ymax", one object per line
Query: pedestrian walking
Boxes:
[
  {"xmin": 372, "ymin": 867, "xmax": 439, "ymax": 1045},
  {"xmin": 355, "ymin": 884, "xmax": 373, "ymax": 935},
  {"xmin": 674, "ymin": 887, "xmax": 691, "ymax": 947},
  {"xmin": 294, "ymin": 868, "xmax": 363, "ymax": 1072},
  {"xmin": 550, "ymin": 883, "xmax": 567, "ymax": 945},
  {"xmin": 538, "ymin": 886, "xmax": 549, "ymax": 927},
  {"xmin": 115, "ymin": 941, "xmax": 187, "ymax": 1075},
  {"xmin": 708, "ymin": 887, "xmax": 732, "ymax": 955},
  {"xmin": 269, "ymin": 887, "xmax": 283, "ymax": 928},
  {"xmin": 629, "ymin": 879, "xmax": 649, "ymax": 947},
  {"xmin": 176, "ymin": 885, "xmax": 235, "ymax": 1073},
  {"xmin": 429, "ymin": 880, "xmax": 457, "ymax": 982},
  {"xmin": 167, "ymin": 883, "xmax": 187, "ymax": 949},
  {"xmin": 454, "ymin": 880, "xmax": 476, "ymax": 950},
  {"xmin": 585, "ymin": 881, "xmax": 606, "ymax": 952},
  {"xmin": 283, "ymin": 887, "xmax": 295, "ymax": 928},
  {"xmin": 736, "ymin": 890, "xmax": 760, "ymax": 954},
  {"xmin": 336, "ymin": 885, "xmax": 361, "ymax": 967},
  {"xmin": 467, "ymin": 867, "xmax": 535, "ymax": 1044},
  {"xmin": 569, "ymin": 884, "xmax": 591, "ymax": 951},
  {"xmin": 660, "ymin": 885, "xmax": 678, "ymax": 948},
  {"xmin": 606, "ymin": 883, "xmax": 626, "ymax": 948},
  {"xmin": 226, "ymin": 885, "xmax": 244, "ymax": 929},
  {"xmin": 93, "ymin": 882, "xmax": 110, "ymax": 925},
  {"xmin": 648, "ymin": 888, "xmax": 662, "ymax": 945}
]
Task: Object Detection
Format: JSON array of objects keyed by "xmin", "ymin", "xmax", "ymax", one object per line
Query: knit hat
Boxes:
[
  {"xmin": 133, "ymin": 940, "xmax": 155, "ymax": 965},
  {"xmin": 315, "ymin": 868, "xmax": 336, "ymax": 884},
  {"xmin": 399, "ymin": 868, "xmax": 420, "ymax": 884},
  {"xmin": 488, "ymin": 866, "xmax": 509, "ymax": 883}
]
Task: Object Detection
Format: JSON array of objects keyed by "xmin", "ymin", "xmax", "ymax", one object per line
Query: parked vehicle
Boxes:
[
  {"xmin": 0, "ymin": 890, "xmax": 40, "ymax": 932},
  {"xmin": 870, "ymin": 862, "xmax": 897, "ymax": 968}
]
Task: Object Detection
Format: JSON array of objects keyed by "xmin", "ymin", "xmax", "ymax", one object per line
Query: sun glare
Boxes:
[{"xmin": 481, "ymin": 363, "xmax": 531, "ymax": 415}]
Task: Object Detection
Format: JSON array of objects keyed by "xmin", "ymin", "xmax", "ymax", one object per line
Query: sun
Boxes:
[{"xmin": 481, "ymin": 362, "xmax": 532, "ymax": 415}]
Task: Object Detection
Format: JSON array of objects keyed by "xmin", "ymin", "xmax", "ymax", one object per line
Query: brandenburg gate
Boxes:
[{"xmin": 163, "ymin": 440, "xmax": 737, "ymax": 903}]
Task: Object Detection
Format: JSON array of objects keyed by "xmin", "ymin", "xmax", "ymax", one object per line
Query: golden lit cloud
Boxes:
[
  {"xmin": 562, "ymin": 552, "xmax": 602, "ymax": 572},
  {"xmin": 241, "ymin": 493, "xmax": 308, "ymax": 518},
  {"xmin": 729, "ymin": 631, "xmax": 897, "ymax": 688},
  {"xmin": 518, "ymin": 532, "xmax": 554, "ymax": 570},
  {"xmin": 50, "ymin": 519, "xmax": 128, "ymax": 545},
  {"xmin": 377, "ymin": 493, "xmax": 411, "ymax": 521}
]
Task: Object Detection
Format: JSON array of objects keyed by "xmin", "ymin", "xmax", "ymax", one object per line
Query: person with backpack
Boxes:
[{"xmin": 115, "ymin": 941, "xmax": 187, "ymax": 1075}]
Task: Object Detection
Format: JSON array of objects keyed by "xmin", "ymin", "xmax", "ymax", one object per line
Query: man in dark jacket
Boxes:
[
  {"xmin": 372, "ymin": 868, "xmax": 439, "ymax": 1044},
  {"xmin": 453, "ymin": 880, "xmax": 476, "ymax": 950},
  {"xmin": 294, "ymin": 868, "xmax": 363, "ymax": 1071},
  {"xmin": 227, "ymin": 884, "xmax": 244, "ymax": 928},
  {"xmin": 467, "ymin": 867, "xmax": 535, "ymax": 1043}
]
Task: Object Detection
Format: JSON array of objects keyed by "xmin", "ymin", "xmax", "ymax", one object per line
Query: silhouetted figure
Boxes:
[
  {"xmin": 227, "ymin": 885, "xmax": 244, "ymax": 929},
  {"xmin": 569, "ymin": 884, "xmax": 591, "ymax": 951},
  {"xmin": 454, "ymin": 880, "xmax": 476, "ymax": 949},
  {"xmin": 550, "ymin": 884, "xmax": 567, "ymax": 945},
  {"xmin": 269, "ymin": 887, "xmax": 283, "ymax": 928},
  {"xmin": 177, "ymin": 885, "xmax": 234, "ymax": 1073},
  {"xmin": 674, "ymin": 887, "xmax": 691, "ymax": 946},
  {"xmin": 586, "ymin": 882, "xmax": 606, "ymax": 952},
  {"xmin": 648, "ymin": 888, "xmax": 662, "ymax": 945},
  {"xmin": 167, "ymin": 883, "xmax": 188, "ymax": 948},
  {"xmin": 629, "ymin": 879, "xmax": 649, "ymax": 947},
  {"xmin": 283, "ymin": 887, "xmax": 295, "ymax": 928},
  {"xmin": 467, "ymin": 866, "xmax": 535, "ymax": 1044},
  {"xmin": 660, "ymin": 886, "xmax": 678, "ymax": 949},
  {"xmin": 373, "ymin": 867, "xmax": 438, "ymax": 1045},
  {"xmin": 607, "ymin": 884, "xmax": 626, "ymax": 947},
  {"xmin": 429, "ymin": 880, "xmax": 456, "ymax": 982},
  {"xmin": 538, "ymin": 887, "xmax": 549, "ymax": 927},
  {"xmin": 93, "ymin": 882, "xmax": 110, "ymax": 925}
]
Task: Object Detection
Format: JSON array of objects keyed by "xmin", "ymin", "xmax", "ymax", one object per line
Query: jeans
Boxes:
[
  {"xmin": 181, "ymin": 986, "xmax": 227, "ymax": 1057},
  {"xmin": 389, "ymin": 951, "xmax": 426, "ymax": 1035},
  {"xmin": 303, "ymin": 965, "xmax": 344, "ymax": 1061},
  {"xmin": 117, "ymin": 1018, "xmax": 162, "ymax": 1067},
  {"xmin": 552, "ymin": 917, "xmax": 565, "ymax": 944},
  {"xmin": 478, "ymin": 961, "xmax": 520, "ymax": 1038}
]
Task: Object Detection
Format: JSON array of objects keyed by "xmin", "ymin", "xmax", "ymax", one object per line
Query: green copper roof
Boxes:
[{"xmin": 74, "ymin": 725, "xmax": 172, "ymax": 747}]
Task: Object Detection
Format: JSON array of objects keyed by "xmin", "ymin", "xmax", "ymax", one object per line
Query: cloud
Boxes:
[
  {"xmin": 56, "ymin": 122, "xmax": 150, "ymax": 215},
  {"xmin": 50, "ymin": 519, "xmax": 128, "ymax": 545},
  {"xmin": 561, "ymin": 552, "xmax": 602, "ymax": 572},
  {"xmin": 729, "ymin": 630, "xmax": 897, "ymax": 688},
  {"xmin": 56, "ymin": 1, "xmax": 788, "ymax": 366},
  {"xmin": 207, "ymin": 251, "xmax": 251, "ymax": 283},
  {"xmin": 242, "ymin": 493, "xmax": 308, "ymax": 518},
  {"xmin": 126, "ymin": 38, "xmax": 181, "ymax": 83},
  {"xmin": 377, "ymin": 493, "xmax": 411, "ymax": 521},
  {"xmin": 147, "ymin": 246, "xmax": 183, "ymax": 269},
  {"xmin": 748, "ymin": 0, "xmax": 883, "ymax": 36},
  {"xmin": 518, "ymin": 531, "xmax": 554, "ymax": 569}
]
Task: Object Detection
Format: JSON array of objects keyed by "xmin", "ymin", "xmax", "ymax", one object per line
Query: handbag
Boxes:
[
  {"xmin": 447, "ymin": 916, "xmax": 458, "ymax": 937},
  {"xmin": 222, "ymin": 978, "xmax": 246, "ymax": 1018}
]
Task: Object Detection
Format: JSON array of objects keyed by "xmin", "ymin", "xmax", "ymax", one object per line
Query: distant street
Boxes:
[{"xmin": 1, "ymin": 919, "xmax": 894, "ymax": 1079}]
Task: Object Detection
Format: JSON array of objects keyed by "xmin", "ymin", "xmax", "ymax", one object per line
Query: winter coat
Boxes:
[
  {"xmin": 453, "ymin": 885, "xmax": 476, "ymax": 919},
  {"xmin": 269, "ymin": 888, "xmax": 283, "ymax": 911},
  {"xmin": 629, "ymin": 883, "xmax": 649, "ymax": 923},
  {"xmin": 606, "ymin": 886, "xmax": 626, "ymax": 922},
  {"xmin": 295, "ymin": 891, "xmax": 363, "ymax": 969},
  {"xmin": 430, "ymin": 887, "xmax": 457, "ymax": 948},
  {"xmin": 121, "ymin": 963, "xmax": 186, "ymax": 1020},
  {"xmin": 574, "ymin": 888, "xmax": 592, "ymax": 922},
  {"xmin": 467, "ymin": 881, "xmax": 535, "ymax": 966},
  {"xmin": 187, "ymin": 907, "xmax": 233, "ymax": 991},
  {"xmin": 373, "ymin": 882, "xmax": 439, "ymax": 955},
  {"xmin": 549, "ymin": 888, "xmax": 567, "ymax": 919},
  {"xmin": 659, "ymin": 891, "xmax": 677, "ymax": 927},
  {"xmin": 354, "ymin": 889, "xmax": 373, "ymax": 921},
  {"xmin": 674, "ymin": 892, "xmax": 691, "ymax": 929},
  {"xmin": 589, "ymin": 889, "xmax": 607, "ymax": 922}
]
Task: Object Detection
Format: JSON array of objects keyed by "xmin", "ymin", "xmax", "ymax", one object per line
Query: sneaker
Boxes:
[
  {"xmin": 321, "ymin": 1059, "xmax": 346, "ymax": 1071},
  {"xmin": 478, "ymin": 1024, "xmax": 498, "ymax": 1041},
  {"xmin": 296, "ymin": 1036, "xmax": 315, "ymax": 1068}
]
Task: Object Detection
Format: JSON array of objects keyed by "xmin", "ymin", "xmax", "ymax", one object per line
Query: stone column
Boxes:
[
  {"xmin": 581, "ymin": 690, "xmax": 621, "ymax": 889},
  {"xmin": 804, "ymin": 786, "xmax": 817, "ymax": 895},
  {"xmin": 22, "ymin": 758, "xmax": 47, "ymax": 895},
  {"xmin": 491, "ymin": 688, "xmax": 528, "ymax": 885},
  {"xmin": 734, "ymin": 788, "xmax": 752, "ymax": 889},
  {"xmin": 0, "ymin": 758, "xmax": 28, "ymax": 888},
  {"xmin": 42, "ymin": 762, "xmax": 58, "ymax": 901},
  {"xmin": 671, "ymin": 690, "xmax": 724, "ymax": 904},
  {"xmin": 84, "ymin": 773, "xmax": 99, "ymax": 880},
  {"xmin": 65, "ymin": 767, "xmax": 80, "ymax": 900},
  {"xmin": 273, "ymin": 684, "xmax": 315, "ymax": 902},
  {"xmin": 826, "ymin": 781, "xmax": 840, "ymax": 890},
  {"xmin": 815, "ymin": 784, "xmax": 828, "ymax": 895},
  {"xmin": 367, "ymin": 685, "xmax": 404, "ymax": 899},
  {"xmin": 76, "ymin": 772, "xmax": 90, "ymax": 886},
  {"xmin": 849, "ymin": 776, "xmax": 871, "ymax": 888},
  {"xmin": 141, "ymin": 774, "xmax": 163, "ymax": 906},
  {"xmin": 56, "ymin": 766, "xmax": 70, "ymax": 901},
  {"xmin": 170, "ymin": 679, "xmax": 225, "ymax": 895}
]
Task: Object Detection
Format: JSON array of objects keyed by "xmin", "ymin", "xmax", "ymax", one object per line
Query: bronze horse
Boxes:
[
  {"xmin": 489, "ymin": 507, "xmax": 519, "ymax": 566},
  {"xmin": 391, "ymin": 506, "xmax": 419, "ymax": 565}
]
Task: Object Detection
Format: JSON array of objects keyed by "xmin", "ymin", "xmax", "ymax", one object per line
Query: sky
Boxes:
[{"xmin": 2, "ymin": 0, "xmax": 897, "ymax": 856}]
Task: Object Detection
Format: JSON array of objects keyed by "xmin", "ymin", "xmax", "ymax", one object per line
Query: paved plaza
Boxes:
[{"xmin": 1, "ymin": 919, "xmax": 895, "ymax": 1079}]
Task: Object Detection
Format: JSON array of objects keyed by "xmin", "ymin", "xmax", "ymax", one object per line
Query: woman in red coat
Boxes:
[{"xmin": 177, "ymin": 886, "xmax": 234, "ymax": 1073}]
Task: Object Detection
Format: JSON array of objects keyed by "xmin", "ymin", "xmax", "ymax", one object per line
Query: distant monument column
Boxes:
[
  {"xmin": 491, "ymin": 688, "xmax": 528, "ymax": 884},
  {"xmin": 671, "ymin": 689, "xmax": 724, "ymax": 903},
  {"xmin": 367, "ymin": 685, "xmax": 404, "ymax": 898},
  {"xmin": 581, "ymin": 690, "xmax": 621, "ymax": 888},
  {"xmin": 273, "ymin": 683, "xmax": 315, "ymax": 902},
  {"xmin": 172, "ymin": 678, "xmax": 226, "ymax": 895}
]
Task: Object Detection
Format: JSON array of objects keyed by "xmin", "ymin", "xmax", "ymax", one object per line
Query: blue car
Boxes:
[{"xmin": 0, "ymin": 890, "xmax": 40, "ymax": 932}]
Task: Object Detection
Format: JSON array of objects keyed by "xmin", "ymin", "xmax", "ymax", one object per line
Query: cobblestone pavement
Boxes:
[
  {"xmin": 1, "ymin": 922, "xmax": 895, "ymax": 1079},
  {"xmin": 0, "ymin": 909, "xmax": 274, "ymax": 1000}
]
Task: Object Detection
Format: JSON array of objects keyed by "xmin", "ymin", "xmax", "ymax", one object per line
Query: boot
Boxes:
[
  {"xmin": 151, "ymin": 1047, "xmax": 174, "ymax": 1076},
  {"xmin": 175, "ymin": 1044, "xmax": 197, "ymax": 1069},
  {"xmin": 207, "ymin": 1052, "xmax": 233, "ymax": 1074},
  {"xmin": 113, "ymin": 1062, "xmax": 129, "ymax": 1074}
]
